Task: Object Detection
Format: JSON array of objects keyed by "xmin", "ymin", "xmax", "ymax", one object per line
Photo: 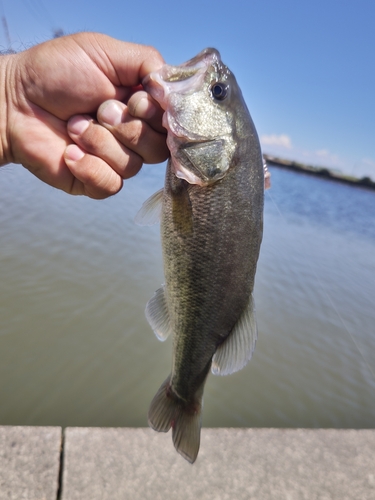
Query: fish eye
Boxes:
[{"xmin": 211, "ymin": 82, "xmax": 228, "ymax": 101}]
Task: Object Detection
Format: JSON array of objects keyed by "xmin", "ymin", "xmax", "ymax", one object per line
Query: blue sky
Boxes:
[{"xmin": 1, "ymin": 0, "xmax": 374, "ymax": 179}]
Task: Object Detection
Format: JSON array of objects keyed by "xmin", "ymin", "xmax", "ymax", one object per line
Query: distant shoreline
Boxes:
[{"xmin": 263, "ymin": 154, "xmax": 375, "ymax": 191}]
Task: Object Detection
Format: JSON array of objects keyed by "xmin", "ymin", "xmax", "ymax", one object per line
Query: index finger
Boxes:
[{"xmin": 127, "ymin": 91, "xmax": 166, "ymax": 134}]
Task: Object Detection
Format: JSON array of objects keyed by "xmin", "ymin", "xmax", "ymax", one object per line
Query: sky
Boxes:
[{"xmin": 0, "ymin": 0, "xmax": 374, "ymax": 179}]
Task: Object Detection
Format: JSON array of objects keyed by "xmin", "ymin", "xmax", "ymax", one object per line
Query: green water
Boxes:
[{"xmin": 0, "ymin": 164, "xmax": 374, "ymax": 428}]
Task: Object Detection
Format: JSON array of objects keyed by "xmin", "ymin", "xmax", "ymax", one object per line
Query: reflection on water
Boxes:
[{"xmin": 0, "ymin": 164, "xmax": 374, "ymax": 428}]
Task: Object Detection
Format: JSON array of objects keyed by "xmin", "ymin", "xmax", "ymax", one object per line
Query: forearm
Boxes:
[{"xmin": 0, "ymin": 53, "xmax": 15, "ymax": 166}]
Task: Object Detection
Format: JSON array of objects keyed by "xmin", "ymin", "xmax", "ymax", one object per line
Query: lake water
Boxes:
[{"xmin": 0, "ymin": 163, "xmax": 374, "ymax": 428}]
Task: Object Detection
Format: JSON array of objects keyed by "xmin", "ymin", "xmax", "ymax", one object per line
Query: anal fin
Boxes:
[{"xmin": 211, "ymin": 294, "xmax": 257, "ymax": 376}]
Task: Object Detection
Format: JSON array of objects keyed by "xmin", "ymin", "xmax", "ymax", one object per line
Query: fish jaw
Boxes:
[
  {"xmin": 143, "ymin": 48, "xmax": 236, "ymax": 186},
  {"xmin": 142, "ymin": 48, "xmax": 221, "ymax": 112},
  {"xmin": 143, "ymin": 62, "xmax": 206, "ymax": 112},
  {"xmin": 143, "ymin": 53, "xmax": 213, "ymax": 143}
]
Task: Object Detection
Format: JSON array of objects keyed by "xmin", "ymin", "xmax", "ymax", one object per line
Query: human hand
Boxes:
[{"xmin": 0, "ymin": 32, "xmax": 169, "ymax": 198}]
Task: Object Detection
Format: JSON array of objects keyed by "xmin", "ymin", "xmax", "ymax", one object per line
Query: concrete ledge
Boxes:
[
  {"xmin": 61, "ymin": 428, "xmax": 375, "ymax": 500},
  {"xmin": 0, "ymin": 426, "xmax": 61, "ymax": 500},
  {"xmin": 1, "ymin": 427, "xmax": 374, "ymax": 499}
]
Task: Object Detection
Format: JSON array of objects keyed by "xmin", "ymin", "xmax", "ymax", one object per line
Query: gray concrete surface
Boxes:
[
  {"xmin": 60, "ymin": 428, "xmax": 375, "ymax": 500},
  {"xmin": 0, "ymin": 426, "xmax": 61, "ymax": 500},
  {"xmin": 1, "ymin": 427, "xmax": 374, "ymax": 499}
]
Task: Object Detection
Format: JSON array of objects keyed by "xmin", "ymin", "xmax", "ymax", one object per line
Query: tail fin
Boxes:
[{"xmin": 148, "ymin": 375, "xmax": 202, "ymax": 464}]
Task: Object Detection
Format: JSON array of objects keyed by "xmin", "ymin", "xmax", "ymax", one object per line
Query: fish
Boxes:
[{"xmin": 136, "ymin": 48, "xmax": 264, "ymax": 463}]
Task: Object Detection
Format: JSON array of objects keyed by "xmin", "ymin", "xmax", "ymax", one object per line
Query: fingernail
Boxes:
[
  {"xmin": 68, "ymin": 115, "xmax": 90, "ymax": 135},
  {"xmin": 65, "ymin": 144, "xmax": 85, "ymax": 161},
  {"xmin": 133, "ymin": 96, "xmax": 155, "ymax": 119},
  {"xmin": 99, "ymin": 101, "xmax": 123, "ymax": 126}
]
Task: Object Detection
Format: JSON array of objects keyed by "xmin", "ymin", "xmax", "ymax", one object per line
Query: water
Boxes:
[{"xmin": 0, "ymin": 164, "xmax": 374, "ymax": 428}]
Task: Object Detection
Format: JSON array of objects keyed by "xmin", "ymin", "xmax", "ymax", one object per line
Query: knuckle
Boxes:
[
  {"xmin": 143, "ymin": 45, "xmax": 163, "ymax": 63},
  {"xmin": 87, "ymin": 170, "xmax": 123, "ymax": 199},
  {"xmin": 69, "ymin": 154, "xmax": 122, "ymax": 196},
  {"xmin": 120, "ymin": 120, "xmax": 144, "ymax": 149},
  {"xmin": 144, "ymin": 138, "xmax": 169, "ymax": 165},
  {"xmin": 122, "ymin": 154, "xmax": 143, "ymax": 179}
]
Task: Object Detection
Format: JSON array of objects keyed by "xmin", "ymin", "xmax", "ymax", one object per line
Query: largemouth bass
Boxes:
[{"xmin": 136, "ymin": 48, "xmax": 264, "ymax": 463}]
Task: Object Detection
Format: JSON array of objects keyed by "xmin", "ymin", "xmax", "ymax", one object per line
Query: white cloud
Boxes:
[
  {"xmin": 312, "ymin": 149, "xmax": 340, "ymax": 166},
  {"xmin": 362, "ymin": 158, "xmax": 375, "ymax": 168},
  {"xmin": 315, "ymin": 149, "xmax": 329, "ymax": 157},
  {"xmin": 260, "ymin": 134, "xmax": 292, "ymax": 149}
]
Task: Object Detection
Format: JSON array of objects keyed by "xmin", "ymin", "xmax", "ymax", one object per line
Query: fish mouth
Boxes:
[
  {"xmin": 143, "ymin": 48, "xmax": 230, "ymax": 186},
  {"xmin": 144, "ymin": 66, "xmax": 208, "ymax": 143},
  {"xmin": 142, "ymin": 48, "xmax": 224, "ymax": 141},
  {"xmin": 162, "ymin": 67, "xmax": 202, "ymax": 83},
  {"xmin": 142, "ymin": 64, "xmax": 205, "ymax": 112},
  {"xmin": 142, "ymin": 48, "xmax": 222, "ymax": 111}
]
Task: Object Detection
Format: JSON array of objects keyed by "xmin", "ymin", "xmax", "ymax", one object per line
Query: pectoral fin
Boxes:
[
  {"xmin": 211, "ymin": 295, "xmax": 257, "ymax": 375},
  {"xmin": 145, "ymin": 286, "xmax": 172, "ymax": 341},
  {"xmin": 135, "ymin": 188, "xmax": 164, "ymax": 226}
]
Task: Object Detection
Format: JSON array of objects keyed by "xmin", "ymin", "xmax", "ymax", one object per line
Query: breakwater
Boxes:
[{"xmin": 264, "ymin": 154, "xmax": 375, "ymax": 190}]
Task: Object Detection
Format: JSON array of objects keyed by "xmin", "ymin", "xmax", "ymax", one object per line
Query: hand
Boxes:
[{"xmin": 0, "ymin": 33, "xmax": 169, "ymax": 198}]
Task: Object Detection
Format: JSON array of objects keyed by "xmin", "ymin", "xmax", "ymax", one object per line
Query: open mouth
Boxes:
[
  {"xmin": 143, "ymin": 60, "xmax": 207, "ymax": 111},
  {"xmin": 162, "ymin": 67, "xmax": 203, "ymax": 83}
]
